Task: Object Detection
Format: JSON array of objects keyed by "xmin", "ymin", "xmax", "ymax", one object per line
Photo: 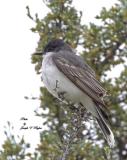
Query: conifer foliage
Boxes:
[{"xmin": 0, "ymin": 0, "xmax": 127, "ymax": 159}]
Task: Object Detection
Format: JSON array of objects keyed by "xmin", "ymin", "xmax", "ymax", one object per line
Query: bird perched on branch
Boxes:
[{"xmin": 35, "ymin": 39, "xmax": 115, "ymax": 147}]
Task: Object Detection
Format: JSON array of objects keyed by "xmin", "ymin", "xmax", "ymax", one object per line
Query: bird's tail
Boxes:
[{"xmin": 95, "ymin": 106, "xmax": 115, "ymax": 148}]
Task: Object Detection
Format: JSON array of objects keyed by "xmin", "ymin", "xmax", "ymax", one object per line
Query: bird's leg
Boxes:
[
  {"xmin": 58, "ymin": 91, "xmax": 66, "ymax": 101},
  {"xmin": 69, "ymin": 104, "xmax": 79, "ymax": 112}
]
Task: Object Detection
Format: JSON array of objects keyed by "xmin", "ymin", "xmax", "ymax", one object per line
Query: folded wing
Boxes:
[{"xmin": 52, "ymin": 54, "xmax": 107, "ymax": 111}]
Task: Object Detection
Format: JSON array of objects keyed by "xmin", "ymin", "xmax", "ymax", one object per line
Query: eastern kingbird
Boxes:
[{"xmin": 38, "ymin": 39, "xmax": 115, "ymax": 147}]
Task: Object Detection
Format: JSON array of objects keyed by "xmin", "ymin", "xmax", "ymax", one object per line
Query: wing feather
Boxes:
[{"xmin": 52, "ymin": 55, "xmax": 108, "ymax": 111}]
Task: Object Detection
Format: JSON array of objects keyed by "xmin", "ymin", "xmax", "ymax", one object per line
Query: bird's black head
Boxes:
[{"xmin": 43, "ymin": 39, "xmax": 71, "ymax": 54}]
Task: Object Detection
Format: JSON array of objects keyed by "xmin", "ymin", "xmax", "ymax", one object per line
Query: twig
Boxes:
[{"xmin": 59, "ymin": 103, "xmax": 89, "ymax": 160}]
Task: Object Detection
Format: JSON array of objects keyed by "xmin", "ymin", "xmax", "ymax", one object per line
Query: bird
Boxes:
[{"xmin": 36, "ymin": 39, "xmax": 115, "ymax": 147}]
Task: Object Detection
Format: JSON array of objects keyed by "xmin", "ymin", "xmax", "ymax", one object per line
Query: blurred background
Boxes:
[{"xmin": 0, "ymin": 0, "xmax": 127, "ymax": 159}]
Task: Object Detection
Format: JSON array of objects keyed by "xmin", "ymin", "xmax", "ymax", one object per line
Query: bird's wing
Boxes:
[{"xmin": 52, "ymin": 54, "xmax": 107, "ymax": 108}]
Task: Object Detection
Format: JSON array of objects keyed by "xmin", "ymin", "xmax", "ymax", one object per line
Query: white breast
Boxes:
[
  {"xmin": 42, "ymin": 52, "xmax": 82, "ymax": 101},
  {"xmin": 42, "ymin": 52, "xmax": 98, "ymax": 117},
  {"xmin": 42, "ymin": 52, "xmax": 59, "ymax": 98}
]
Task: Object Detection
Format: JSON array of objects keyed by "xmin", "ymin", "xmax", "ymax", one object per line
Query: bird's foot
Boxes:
[{"xmin": 58, "ymin": 91, "xmax": 66, "ymax": 101}]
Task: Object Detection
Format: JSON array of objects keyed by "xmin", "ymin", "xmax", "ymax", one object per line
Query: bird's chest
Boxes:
[
  {"xmin": 42, "ymin": 53, "xmax": 65, "ymax": 98},
  {"xmin": 42, "ymin": 53, "xmax": 82, "ymax": 102}
]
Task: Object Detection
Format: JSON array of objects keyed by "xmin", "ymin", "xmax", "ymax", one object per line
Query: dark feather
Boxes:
[{"xmin": 52, "ymin": 51, "xmax": 108, "ymax": 113}]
